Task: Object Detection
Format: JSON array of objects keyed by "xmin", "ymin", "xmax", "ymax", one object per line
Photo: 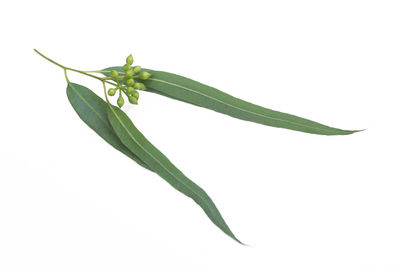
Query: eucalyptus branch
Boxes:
[
  {"xmin": 34, "ymin": 49, "xmax": 149, "ymax": 107},
  {"xmin": 35, "ymin": 49, "xmax": 360, "ymax": 244},
  {"xmin": 34, "ymin": 49, "xmax": 117, "ymax": 87}
]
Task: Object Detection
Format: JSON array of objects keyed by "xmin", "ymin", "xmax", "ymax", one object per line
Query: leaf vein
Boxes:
[
  {"xmin": 68, "ymin": 83, "xmax": 111, "ymax": 129},
  {"xmin": 148, "ymin": 77, "xmax": 335, "ymax": 133},
  {"xmin": 109, "ymin": 107, "xmax": 216, "ymax": 212}
]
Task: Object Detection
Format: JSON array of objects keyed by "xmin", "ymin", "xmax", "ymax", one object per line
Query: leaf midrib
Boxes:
[
  {"xmin": 148, "ymin": 77, "xmax": 337, "ymax": 133},
  {"xmin": 108, "ymin": 106, "xmax": 212, "ymax": 211},
  {"xmin": 69, "ymin": 83, "xmax": 110, "ymax": 127}
]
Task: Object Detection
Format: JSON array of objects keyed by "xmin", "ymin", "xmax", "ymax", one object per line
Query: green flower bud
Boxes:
[
  {"xmin": 110, "ymin": 70, "xmax": 119, "ymax": 79},
  {"xmin": 123, "ymin": 64, "xmax": 130, "ymax": 71},
  {"xmin": 125, "ymin": 69, "xmax": 134, "ymax": 77},
  {"xmin": 117, "ymin": 96, "xmax": 124, "ymax": 107},
  {"xmin": 138, "ymin": 71, "xmax": 151, "ymax": 80},
  {"xmin": 127, "ymin": 86, "xmax": 135, "ymax": 94},
  {"xmin": 126, "ymin": 54, "xmax": 134, "ymax": 65},
  {"xmin": 126, "ymin": 78, "xmax": 135, "ymax": 86},
  {"xmin": 134, "ymin": 83, "xmax": 146, "ymax": 90},
  {"xmin": 132, "ymin": 90, "xmax": 139, "ymax": 98},
  {"xmin": 128, "ymin": 96, "xmax": 138, "ymax": 104},
  {"xmin": 133, "ymin": 83, "xmax": 141, "ymax": 89},
  {"xmin": 108, "ymin": 88, "xmax": 116, "ymax": 96},
  {"xmin": 132, "ymin": 65, "xmax": 141, "ymax": 73}
]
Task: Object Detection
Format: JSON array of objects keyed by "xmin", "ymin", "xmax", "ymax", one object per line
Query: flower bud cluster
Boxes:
[{"xmin": 106, "ymin": 54, "xmax": 151, "ymax": 107}]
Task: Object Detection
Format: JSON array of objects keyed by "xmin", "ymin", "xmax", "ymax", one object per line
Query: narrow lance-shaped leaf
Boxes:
[
  {"xmin": 66, "ymin": 82, "xmax": 152, "ymax": 171},
  {"xmin": 103, "ymin": 67, "xmax": 358, "ymax": 135},
  {"xmin": 106, "ymin": 105, "xmax": 242, "ymax": 244}
]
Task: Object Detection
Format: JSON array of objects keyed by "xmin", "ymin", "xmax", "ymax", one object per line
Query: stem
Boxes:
[
  {"xmin": 102, "ymin": 81, "xmax": 110, "ymax": 104},
  {"xmin": 34, "ymin": 49, "xmax": 67, "ymax": 69},
  {"xmin": 34, "ymin": 49, "xmax": 117, "ymax": 87},
  {"xmin": 64, "ymin": 69, "xmax": 70, "ymax": 82},
  {"xmin": 121, "ymin": 88, "xmax": 129, "ymax": 97}
]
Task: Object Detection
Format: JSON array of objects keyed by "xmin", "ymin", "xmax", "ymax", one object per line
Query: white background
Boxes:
[{"xmin": 1, "ymin": 0, "xmax": 399, "ymax": 266}]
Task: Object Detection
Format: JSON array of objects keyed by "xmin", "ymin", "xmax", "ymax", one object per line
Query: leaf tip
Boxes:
[{"xmin": 344, "ymin": 128, "xmax": 366, "ymax": 135}]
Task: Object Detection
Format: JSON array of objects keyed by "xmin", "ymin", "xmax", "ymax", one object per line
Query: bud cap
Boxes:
[
  {"xmin": 132, "ymin": 66, "xmax": 141, "ymax": 73},
  {"xmin": 125, "ymin": 69, "xmax": 134, "ymax": 77},
  {"xmin": 117, "ymin": 96, "xmax": 124, "ymax": 107},
  {"xmin": 126, "ymin": 78, "xmax": 135, "ymax": 86},
  {"xmin": 126, "ymin": 54, "xmax": 134, "ymax": 65},
  {"xmin": 128, "ymin": 96, "xmax": 138, "ymax": 104},
  {"xmin": 108, "ymin": 88, "xmax": 116, "ymax": 96},
  {"xmin": 110, "ymin": 70, "xmax": 119, "ymax": 79},
  {"xmin": 138, "ymin": 72, "xmax": 151, "ymax": 80}
]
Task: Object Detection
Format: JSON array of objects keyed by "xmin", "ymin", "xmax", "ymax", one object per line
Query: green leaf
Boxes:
[
  {"xmin": 66, "ymin": 82, "xmax": 152, "ymax": 171},
  {"xmin": 106, "ymin": 104, "xmax": 242, "ymax": 244},
  {"xmin": 103, "ymin": 67, "xmax": 359, "ymax": 135}
]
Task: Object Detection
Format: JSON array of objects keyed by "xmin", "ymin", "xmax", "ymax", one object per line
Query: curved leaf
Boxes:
[
  {"xmin": 103, "ymin": 67, "xmax": 358, "ymax": 135},
  {"xmin": 106, "ymin": 105, "xmax": 242, "ymax": 244},
  {"xmin": 66, "ymin": 82, "xmax": 151, "ymax": 171}
]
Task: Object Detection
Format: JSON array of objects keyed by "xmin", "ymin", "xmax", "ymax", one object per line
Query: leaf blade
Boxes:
[
  {"xmin": 103, "ymin": 67, "xmax": 358, "ymax": 135},
  {"xmin": 106, "ymin": 105, "xmax": 242, "ymax": 243},
  {"xmin": 145, "ymin": 70, "xmax": 359, "ymax": 135},
  {"xmin": 66, "ymin": 82, "xmax": 152, "ymax": 171}
]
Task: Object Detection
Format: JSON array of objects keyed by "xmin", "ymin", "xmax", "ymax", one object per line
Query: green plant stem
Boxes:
[
  {"xmin": 34, "ymin": 49, "xmax": 117, "ymax": 87},
  {"xmin": 102, "ymin": 81, "xmax": 110, "ymax": 104},
  {"xmin": 64, "ymin": 69, "xmax": 70, "ymax": 83}
]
